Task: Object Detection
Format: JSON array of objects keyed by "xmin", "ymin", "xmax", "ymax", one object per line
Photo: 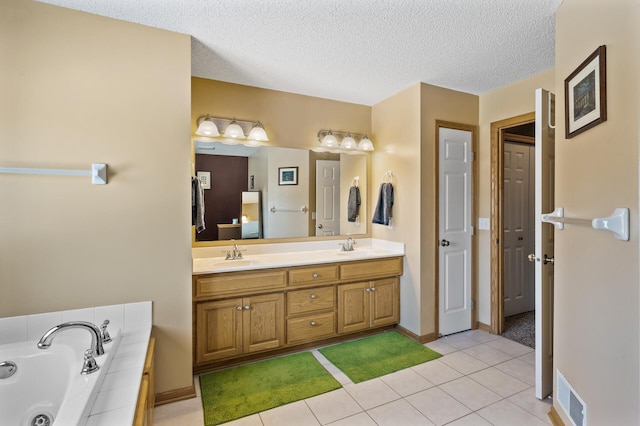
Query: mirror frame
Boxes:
[{"xmin": 191, "ymin": 141, "xmax": 372, "ymax": 247}]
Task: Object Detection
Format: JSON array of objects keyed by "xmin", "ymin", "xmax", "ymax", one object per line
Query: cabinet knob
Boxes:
[
  {"xmin": 365, "ymin": 288, "xmax": 371, "ymax": 292},
  {"xmin": 312, "ymin": 273, "xmax": 319, "ymax": 279},
  {"xmin": 310, "ymin": 294, "xmax": 317, "ymax": 299},
  {"xmin": 236, "ymin": 306, "xmax": 243, "ymax": 311},
  {"xmin": 371, "ymin": 287, "xmax": 376, "ymax": 292},
  {"xmin": 244, "ymin": 305, "xmax": 250, "ymax": 310},
  {"xmin": 310, "ymin": 321, "xmax": 316, "ymax": 326}
]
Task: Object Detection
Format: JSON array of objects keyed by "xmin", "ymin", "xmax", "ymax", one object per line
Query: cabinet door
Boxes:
[
  {"xmin": 370, "ymin": 278, "xmax": 400, "ymax": 328},
  {"xmin": 243, "ymin": 293, "xmax": 285, "ymax": 353},
  {"xmin": 195, "ymin": 299, "xmax": 243, "ymax": 363},
  {"xmin": 337, "ymin": 282, "xmax": 370, "ymax": 334}
]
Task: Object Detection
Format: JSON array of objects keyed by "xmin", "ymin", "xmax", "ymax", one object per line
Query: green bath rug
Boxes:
[
  {"xmin": 199, "ymin": 352, "xmax": 341, "ymax": 425},
  {"xmin": 319, "ymin": 331, "xmax": 442, "ymax": 383}
]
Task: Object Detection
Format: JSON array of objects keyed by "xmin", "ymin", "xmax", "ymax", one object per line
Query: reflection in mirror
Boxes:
[{"xmin": 193, "ymin": 141, "xmax": 367, "ymax": 242}]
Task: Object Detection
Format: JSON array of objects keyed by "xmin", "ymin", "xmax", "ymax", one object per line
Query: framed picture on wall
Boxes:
[
  {"xmin": 278, "ymin": 167, "xmax": 298, "ymax": 185},
  {"xmin": 565, "ymin": 45, "xmax": 607, "ymax": 139}
]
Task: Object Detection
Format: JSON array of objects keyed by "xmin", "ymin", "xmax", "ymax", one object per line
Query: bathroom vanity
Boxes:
[{"xmin": 192, "ymin": 240, "xmax": 404, "ymax": 372}]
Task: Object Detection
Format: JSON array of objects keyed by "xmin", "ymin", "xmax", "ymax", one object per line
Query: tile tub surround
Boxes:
[
  {"xmin": 192, "ymin": 238, "xmax": 405, "ymax": 274},
  {"xmin": 0, "ymin": 301, "xmax": 152, "ymax": 426}
]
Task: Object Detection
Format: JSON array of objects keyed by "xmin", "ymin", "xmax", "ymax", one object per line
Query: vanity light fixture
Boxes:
[
  {"xmin": 317, "ymin": 129, "xmax": 374, "ymax": 153},
  {"xmin": 194, "ymin": 115, "xmax": 270, "ymax": 146}
]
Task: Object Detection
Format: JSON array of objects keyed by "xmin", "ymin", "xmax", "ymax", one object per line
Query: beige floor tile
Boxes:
[
  {"xmin": 424, "ymin": 339, "xmax": 458, "ymax": 355},
  {"xmin": 519, "ymin": 351, "xmax": 536, "ymax": 366},
  {"xmin": 463, "ymin": 330, "xmax": 501, "ymax": 344},
  {"xmin": 411, "ymin": 359, "xmax": 463, "ymax": 385},
  {"xmin": 486, "ymin": 336, "xmax": 533, "ymax": 357},
  {"xmin": 469, "ymin": 367, "xmax": 530, "ymax": 398},
  {"xmin": 440, "ymin": 334, "xmax": 480, "ymax": 350},
  {"xmin": 305, "ymin": 388, "xmax": 362, "ymax": 424},
  {"xmin": 445, "ymin": 413, "xmax": 494, "ymax": 426},
  {"xmin": 495, "ymin": 357, "xmax": 536, "ymax": 386},
  {"xmin": 344, "ymin": 378, "xmax": 401, "ymax": 410},
  {"xmin": 463, "ymin": 343, "xmax": 513, "ymax": 366},
  {"xmin": 221, "ymin": 414, "xmax": 263, "ymax": 426},
  {"xmin": 508, "ymin": 387, "xmax": 553, "ymax": 424},
  {"xmin": 439, "ymin": 377, "xmax": 502, "ymax": 411},
  {"xmin": 260, "ymin": 400, "xmax": 320, "ymax": 426},
  {"xmin": 380, "ymin": 367, "xmax": 435, "ymax": 397},
  {"xmin": 368, "ymin": 398, "xmax": 435, "ymax": 426},
  {"xmin": 478, "ymin": 399, "xmax": 549, "ymax": 426},
  {"xmin": 440, "ymin": 351, "xmax": 490, "ymax": 375},
  {"xmin": 153, "ymin": 396, "xmax": 204, "ymax": 426},
  {"xmin": 405, "ymin": 387, "xmax": 471, "ymax": 426},
  {"xmin": 326, "ymin": 412, "xmax": 377, "ymax": 426}
]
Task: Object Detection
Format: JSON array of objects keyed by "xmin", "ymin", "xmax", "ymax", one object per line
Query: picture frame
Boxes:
[
  {"xmin": 278, "ymin": 166, "xmax": 298, "ymax": 185},
  {"xmin": 564, "ymin": 45, "xmax": 607, "ymax": 139}
]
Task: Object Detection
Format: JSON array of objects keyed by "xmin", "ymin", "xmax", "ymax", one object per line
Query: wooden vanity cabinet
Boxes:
[
  {"xmin": 337, "ymin": 277, "xmax": 399, "ymax": 334},
  {"xmin": 193, "ymin": 256, "xmax": 402, "ymax": 370},
  {"xmin": 195, "ymin": 294, "xmax": 285, "ymax": 364},
  {"xmin": 133, "ymin": 336, "xmax": 155, "ymax": 426}
]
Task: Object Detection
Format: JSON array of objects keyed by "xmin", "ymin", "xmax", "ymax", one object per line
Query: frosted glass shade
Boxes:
[
  {"xmin": 358, "ymin": 136, "xmax": 375, "ymax": 151},
  {"xmin": 247, "ymin": 123, "xmax": 269, "ymax": 141},
  {"xmin": 195, "ymin": 120, "xmax": 220, "ymax": 137},
  {"xmin": 223, "ymin": 121, "xmax": 245, "ymax": 139},
  {"xmin": 321, "ymin": 131, "xmax": 339, "ymax": 148},
  {"xmin": 340, "ymin": 133, "xmax": 357, "ymax": 149}
]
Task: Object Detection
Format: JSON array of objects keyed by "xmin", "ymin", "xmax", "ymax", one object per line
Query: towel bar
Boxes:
[
  {"xmin": 541, "ymin": 207, "xmax": 629, "ymax": 241},
  {"xmin": 0, "ymin": 163, "xmax": 108, "ymax": 184}
]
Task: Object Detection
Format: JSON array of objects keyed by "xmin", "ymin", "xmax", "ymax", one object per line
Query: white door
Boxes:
[
  {"xmin": 503, "ymin": 142, "xmax": 535, "ymax": 316},
  {"xmin": 438, "ymin": 127, "xmax": 473, "ymax": 336},
  {"xmin": 316, "ymin": 160, "xmax": 340, "ymax": 236},
  {"xmin": 534, "ymin": 88, "xmax": 555, "ymax": 399}
]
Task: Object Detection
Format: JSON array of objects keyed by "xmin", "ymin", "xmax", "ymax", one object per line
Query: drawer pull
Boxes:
[
  {"xmin": 312, "ymin": 273, "xmax": 319, "ymax": 279},
  {"xmin": 310, "ymin": 294, "xmax": 317, "ymax": 299},
  {"xmin": 244, "ymin": 305, "xmax": 250, "ymax": 310},
  {"xmin": 310, "ymin": 321, "xmax": 316, "ymax": 326}
]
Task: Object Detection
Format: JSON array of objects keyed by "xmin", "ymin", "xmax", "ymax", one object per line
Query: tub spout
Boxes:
[{"xmin": 37, "ymin": 321, "xmax": 105, "ymax": 356}]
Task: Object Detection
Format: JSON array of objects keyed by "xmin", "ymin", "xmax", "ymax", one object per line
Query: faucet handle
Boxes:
[
  {"xmin": 81, "ymin": 349, "xmax": 100, "ymax": 375},
  {"xmin": 100, "ymin": 319, "xmax": 112, "ymax": 344}
]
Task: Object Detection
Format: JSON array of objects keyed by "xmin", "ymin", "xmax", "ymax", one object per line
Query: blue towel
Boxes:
[
  {"xmin": 347, "ymin": 186, "xmax": 361, "ymax": 222},
  {"xmin": 372, "ymin": 183, "xmax": 393, "ymax": 225}
]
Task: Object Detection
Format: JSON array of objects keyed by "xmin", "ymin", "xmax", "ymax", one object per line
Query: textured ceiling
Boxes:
[{"xmin": 37, "ymin": 0, "xmax": 562, "ymax": 106}]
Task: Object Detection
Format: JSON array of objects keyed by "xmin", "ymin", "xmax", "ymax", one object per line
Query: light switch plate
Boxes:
[{"xmin": 478, "ymin": 217, "xmax": 490, "ymax": 230}]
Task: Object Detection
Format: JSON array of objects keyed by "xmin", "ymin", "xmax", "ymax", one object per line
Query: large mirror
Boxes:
[{"xmin": 193, "ymin": 141, "xmax": 367, "ymax": 242}]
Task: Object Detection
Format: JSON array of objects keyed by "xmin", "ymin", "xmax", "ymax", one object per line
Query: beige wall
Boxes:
[
  {"xmin": 371, "ymin": 83, "xmax": 478, "ymax": 336},
  {"xmin": 1, "ymin": 0, "xmax": 192, "ymax": 394},
  {"xmin": 477, "ymin": 69, "xmax": 555, "ymax": 325},
  {"xmin": 554, "ymin": 0, "xmax": 639, "ymax": 423}
]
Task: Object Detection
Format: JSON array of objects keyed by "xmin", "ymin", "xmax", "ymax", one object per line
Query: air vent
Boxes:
[{"xmin": 557, "ymin": 370, "xmax": 587, "ymax": 426}]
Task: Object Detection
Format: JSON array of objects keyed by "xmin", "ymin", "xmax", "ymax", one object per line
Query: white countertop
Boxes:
[{"xmin": 192, "ymin": 238, "xmax": 405, "ymax": 274}]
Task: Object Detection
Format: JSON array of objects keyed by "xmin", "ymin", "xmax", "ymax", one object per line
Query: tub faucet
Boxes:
[{"xmin": 37, "ymin": 321, "xmax": 105, "ymax": 357}]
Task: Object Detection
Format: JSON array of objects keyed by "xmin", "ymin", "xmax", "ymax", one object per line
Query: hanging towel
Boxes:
[
  {"xmin": 347, "ymin": 185, "xmax": 361, "ymax": 222},
  {"xmin": 372, "ymin": 182, "xmax": 394, "ymax": 226},
  {"xmin": 192, "ymin": 176, "xmax": 206, "ymax": 233}
]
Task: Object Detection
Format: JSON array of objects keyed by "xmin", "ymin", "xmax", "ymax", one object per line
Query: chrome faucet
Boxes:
[
  {"xmin": 340, "ymin": 237, "xmax": 357, "ymax": 252},
  {"xmin": 38, "ymin": 321, "xmax": 105, "ymax": 356},
  {"xmin": 224, "ymin": 240, "xmax": 245, "ymax": 260}
]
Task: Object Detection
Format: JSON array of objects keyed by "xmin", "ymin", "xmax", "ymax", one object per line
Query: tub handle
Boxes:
[{"xmin": 81, "ymin": 349, "xmax": 99, "ymax": 375}]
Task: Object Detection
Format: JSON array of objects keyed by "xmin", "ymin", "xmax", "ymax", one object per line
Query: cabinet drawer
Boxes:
[
  {"xmin": 340, "ymin": 257, "xmax": 403, "ymax": 281},
  {"xmin": 288, "ymin": 265, "xmax": 338, "ymax": 287},
  {"xmin": 287, "ymin": 312, "xmax": 335, "ymax": 344},
  {"xmin": 287, "ymin": 286, "xmax": 335, "ymax": 315},
  {"xmin": 194, "ymin": 270, "xmax": 286, "ymax": 299}
]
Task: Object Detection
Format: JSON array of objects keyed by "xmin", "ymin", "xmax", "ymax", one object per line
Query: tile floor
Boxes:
[{"xmin": 154, "ymin": 330, "xmax": 552, "ymax": 426}]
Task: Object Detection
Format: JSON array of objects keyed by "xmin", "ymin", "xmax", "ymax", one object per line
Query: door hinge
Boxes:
[
  {"xmin": 470, "ymin": 225, "xmax": 475, "ymax": 236},
  {"xmin": 470, "ymin": 300, "xmax": 475, "ymax": 309},
  {"xmin": 470, "ymin": 152, "xmax": 475, "ymax": 161}
]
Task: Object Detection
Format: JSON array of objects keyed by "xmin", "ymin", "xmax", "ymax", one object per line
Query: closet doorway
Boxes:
[{"xmin": 489, "ymin": 113, "xmax": 535, "ymax": 335}]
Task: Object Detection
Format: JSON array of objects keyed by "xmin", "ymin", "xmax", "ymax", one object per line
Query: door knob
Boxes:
[
  {"xmin": 317, "ymin": 224, "xmax": 323, "ymax": 229},
  {"xmin": 440, "ymin": 240, "xmax": 450, "ymax": 247},
  {"xmin": 528, "ymin": 253, "xmax": 537, "ymax": 262},
  {"xmin": 543, "ymin": 254, "xmax": 555, "ymax": 265}
]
